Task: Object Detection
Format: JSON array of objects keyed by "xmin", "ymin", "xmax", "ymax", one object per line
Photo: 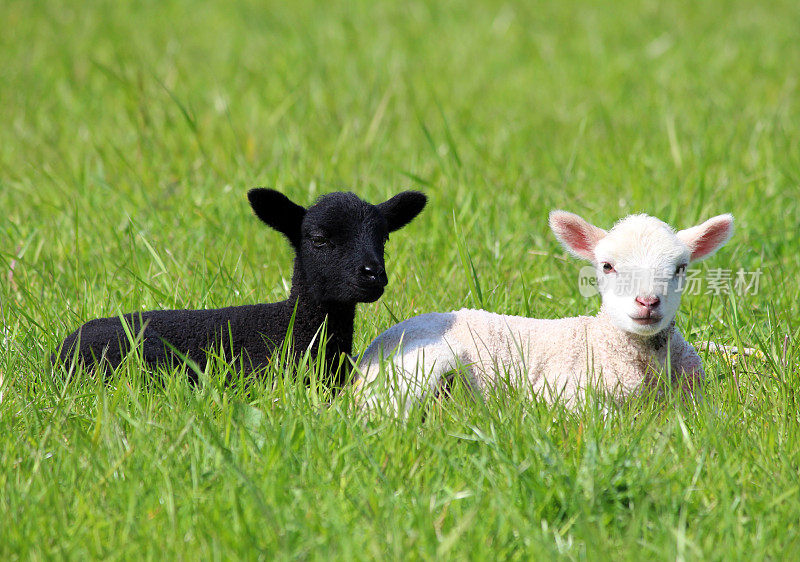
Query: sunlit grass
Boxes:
[{"xmin": 1, "ymin": 0, "xmax": 799, "ymax": 558}]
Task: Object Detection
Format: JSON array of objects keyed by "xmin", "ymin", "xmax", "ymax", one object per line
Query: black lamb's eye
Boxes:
[
  {"xmin": 311, "ymin": 235, "xmax": 329, "ymax": 248},
  {"xmin": 602, "ymin": 262, "xmax": 615, "ymax": 274},
  {"xmin": 675, "ymin": 264, "xmax": 687, "ymax": 276}
]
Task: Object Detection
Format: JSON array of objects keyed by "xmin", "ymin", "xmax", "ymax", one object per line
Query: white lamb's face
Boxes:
[
  {"xmin": 593, "ymin": 217, "xmax": 691, "ymax": 336},
  {"xmin": 549, "ymin": 209, "xmax": 734, "ymax": 340}
]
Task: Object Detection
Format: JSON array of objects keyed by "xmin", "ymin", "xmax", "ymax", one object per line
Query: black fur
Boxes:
[{"xmin": 53, "ymin": 188, "xmax": 427, "ymax": 385}]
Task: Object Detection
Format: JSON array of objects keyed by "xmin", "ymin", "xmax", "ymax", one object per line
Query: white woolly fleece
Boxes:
[
  {"xmin": 356, "ymin": 308, "xmax": 703, "ymax": 413},
  {"xmin": 356, "ymin": 210, "xmax": 732, "ymax": 414}
]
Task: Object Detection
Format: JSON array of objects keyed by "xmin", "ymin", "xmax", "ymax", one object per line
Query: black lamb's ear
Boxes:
[
  {"xmin": 377, "ymin": 191, "xmax": 427, "ymax": 232},
  {"xmin": 247, "ymin": 188, "xmax": 306, "ymax": 247}
]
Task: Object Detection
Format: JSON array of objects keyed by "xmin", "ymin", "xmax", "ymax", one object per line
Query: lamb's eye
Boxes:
[
  {"xmin": 675, "ymin": 264, "xmax": 687, "ymax": 276},
  {"xmin": 310, "ymin": 235, "xmax": 329, "ymax": 248},
  {"xmin": 601, "ymin": 262, "xmax": 615, "ymax": 274}
]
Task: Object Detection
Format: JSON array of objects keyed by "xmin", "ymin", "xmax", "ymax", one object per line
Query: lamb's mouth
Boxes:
[
  {"xmin": 355, "ymin": 283, "xmax": 386, "ymax": 303},
  {"xmin": 630, "ymin": 316, "xmax": 661, "ymax": 326}
]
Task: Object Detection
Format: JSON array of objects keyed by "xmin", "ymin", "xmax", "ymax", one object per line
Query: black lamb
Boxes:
[{"xmin": 53, "ymin": 188, "xmax": 427, "ymax": 385}]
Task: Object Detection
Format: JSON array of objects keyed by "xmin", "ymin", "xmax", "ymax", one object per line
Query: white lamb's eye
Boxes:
[
  {"xmin": 601, "ymin": 262, "xmax": 615, "ymax": 274},
  {"xmin": 675, "ymin": 264, "xmax": 687, "ymax": 276}
]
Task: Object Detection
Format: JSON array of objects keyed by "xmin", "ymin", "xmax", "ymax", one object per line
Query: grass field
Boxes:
[{"xmin": 2, "ymin": 0, "xmax": 800, "ymax": 558}]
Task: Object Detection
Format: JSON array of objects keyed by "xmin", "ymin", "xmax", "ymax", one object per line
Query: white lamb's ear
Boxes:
[
  {"xmin": 549, "ymin": 210, "xmax": 607, "ymax": 261},
  {"xmin": 677, "ymin": 214, "xmax": 734, "ymax": 262}
]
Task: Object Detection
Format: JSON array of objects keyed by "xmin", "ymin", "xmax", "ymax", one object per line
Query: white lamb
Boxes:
[{"xmin": 355, "ymin": 210, "xmax": 734, "ymax": 413}]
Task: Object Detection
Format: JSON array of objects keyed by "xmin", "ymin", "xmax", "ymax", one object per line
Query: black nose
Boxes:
[{"xmin": 360, "ymin": 264, "xmax": 385, "ymax": 282}]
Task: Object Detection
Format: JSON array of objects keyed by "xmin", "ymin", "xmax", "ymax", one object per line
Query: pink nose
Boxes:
[{"xmin": 636, "ymin": 296, "xmax": 660, "ymax": 309}]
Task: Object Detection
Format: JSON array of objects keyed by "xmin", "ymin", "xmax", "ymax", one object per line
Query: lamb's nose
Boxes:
[
  {"xmin": 361, "ymin": 264, "xmax": 385, "ymax": 281},
  {"xmin": 635, "ymin": 296, "xmax": 660, "ymax": 309}
]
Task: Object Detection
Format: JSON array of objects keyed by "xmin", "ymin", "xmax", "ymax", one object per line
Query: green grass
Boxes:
[{"xmin": 2, "ymin": 0, "xmax": 800, "ymax": 558}]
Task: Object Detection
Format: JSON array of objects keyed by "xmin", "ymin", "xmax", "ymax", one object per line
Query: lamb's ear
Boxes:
[
  {"xmin": 677, "ymin": 214, "xmax": 734, "ymax": 262},
  {"xmin": 549, "ymin": 210, "xmax": 607, "ymax": 261},
  {"xmin": 377, "ymin": 191, "xmax": 428, "ymax": 232},
  {"xmin": 247, "ymin": 188, "xmax": 306, "ymax": 247}
]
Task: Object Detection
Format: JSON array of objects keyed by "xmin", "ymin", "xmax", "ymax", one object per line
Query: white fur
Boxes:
[{"xmin": 356, "ymin": 211, "xmax": 733, "ymax": 414}]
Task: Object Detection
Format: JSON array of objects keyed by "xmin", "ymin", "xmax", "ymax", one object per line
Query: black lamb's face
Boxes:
[
  {"xmin": 247, "ymin": 187, "xmax": 427, "ymax": 305},
  {"xmin": 301, "ymin": 193, "xmax": 390, "ymax": 303}
]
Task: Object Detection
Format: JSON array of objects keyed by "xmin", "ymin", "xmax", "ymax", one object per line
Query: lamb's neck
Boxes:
[
  {"xmin": 287, "ymin": 268, "xmax": 356, "ymax": 359},
  {"xmin": 594, "ymin": 310, "xmax": 676, "ymax": 360}
]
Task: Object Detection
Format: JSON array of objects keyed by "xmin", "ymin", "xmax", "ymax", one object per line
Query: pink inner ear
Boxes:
[
  {"xmin": 560, "ymin": 228, "xmax": 596, "ymax": 257},
  {"xmin": 689, "ymin": 219, "xmax": 733, "ymax": 261},
  {"xmin": 692, "ymin": 231, "xmax": 726, "ymax": 261},
  {"xmin": 551, "ymin": 212, "xmax": 605, "ymax": 260}
]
